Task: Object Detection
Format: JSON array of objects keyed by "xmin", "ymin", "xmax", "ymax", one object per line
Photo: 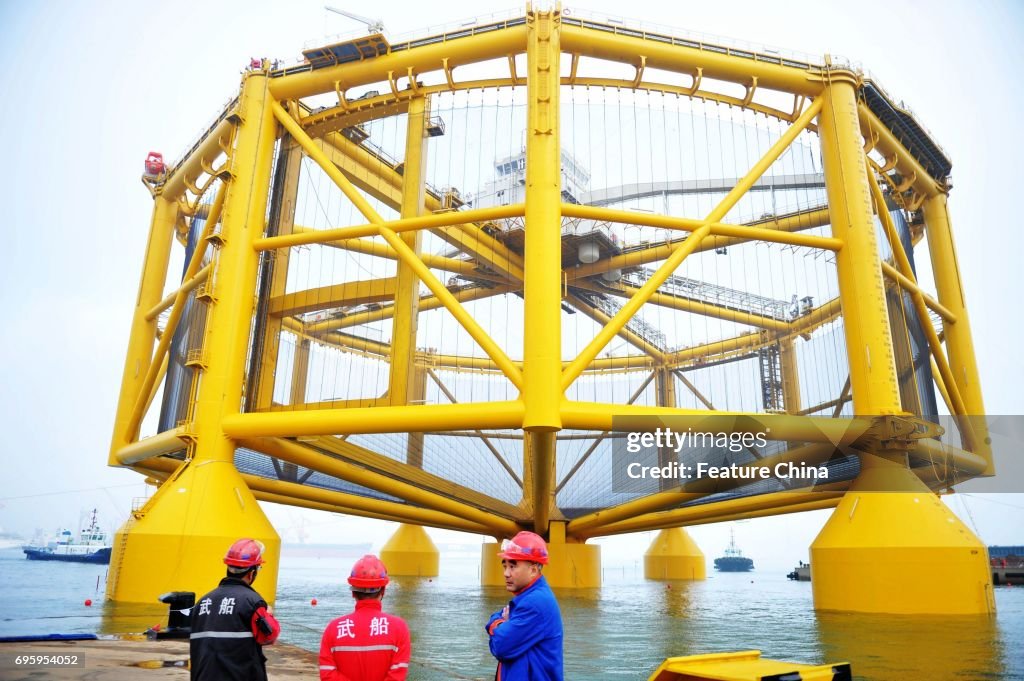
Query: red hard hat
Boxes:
[
  {"xmin": 348, "ymin": 554, "xmax": 390, "ymax": 591},
  {"xmin": 224, "ymin": 538, "xmax": 266, "ymax": 568},
  {"xmin": 498, "ymin": 531, "xmax": 549, "ymax": 565}
]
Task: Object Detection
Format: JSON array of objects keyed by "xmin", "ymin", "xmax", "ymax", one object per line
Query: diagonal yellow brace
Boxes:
[
  {"xmin": 271, "ymin": 99, "xmax": 384, "ymax": 225},
  {"xmin": 254, "ymin": 204, "xmax": 524, "ymax": 251},
  {"xmin": 561, "ymin": 96, "xmax": 823, "ymax": 391},
  {"xmin": 379, "ymin": 225, "xmax": 524, "ymax": 390},
  {"xmin": 314, "ymin": 127, "xmax": 526, "ymax": 281},
  {"xmin": 588, "ymin": 491, "xmax": 845, "ymax": 538},
  {"xmin": 238, "ymin": 437, "xmax": 521, "ymax": 537},
  {"xmin": 880, "ymin": 262, "xmax": 955, "ymax": 323},
  {"xmin": 144, "ymin": 264, "xmax": 212, "ymax": 321},
  {"xmin": 124, "ymin": 181, "xmax": 229, "ymax": 441},
  {"xmin": 562, "ymin": 225, "xmax": 710, "ymax": 390},
  {"xmin": 250, "ymin": 488, "xmax": 492, "ymax": 535},
  {"xmin": 305, "ymin": 284, "xmax": 515, "ymax": 335},
  {"xmin": 568, "ymin": 441, "xmax": 841, "ymax": 536},
  {"xmin": 867, "ymin": 171, "xmax": 974, "ymax": 448},
  {"xmin": 920, "ymin": 195, "xmax": 990, "ymax": 471},
  {"xmin": 131, "ymin": 457, "xmax": 496, "ymax": 536},
  {"xmin": 565, "ymin": 292, "xmax": 668, "ymax": 362},
  {"xmin": 303, "ymin": 233, "xmax": 509, "ymax": 285},
  {"xmin": 274, "ymin": 97, "xmax": 523, "ymax": 389},
  {"xmin": 278, "ymin": 100, "xmax": 528, "ymax": 284}
]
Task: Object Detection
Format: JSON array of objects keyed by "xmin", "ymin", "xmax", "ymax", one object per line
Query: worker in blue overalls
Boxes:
[{"xmin": 485, "ymin": 531, "xmax": 564, "ymax": 680}]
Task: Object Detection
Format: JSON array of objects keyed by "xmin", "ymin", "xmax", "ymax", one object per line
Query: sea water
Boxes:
[{"xmin": 1, "ymin": 546, "xmax": 1021, "ymax": 680}]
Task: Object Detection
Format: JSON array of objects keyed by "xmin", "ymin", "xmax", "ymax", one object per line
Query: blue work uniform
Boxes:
[{"xmin": 485, "ymin": 575, "xmax": 564, "ymax": 681}]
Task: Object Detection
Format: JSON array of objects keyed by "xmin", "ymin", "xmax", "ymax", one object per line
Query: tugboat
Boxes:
[
  {"xmin": 23, "ymin": 509, "xmax": 112, "ymax": 564},
  {"xmin": 714, "ymin": 529, "xmax": 754, "ymax": 572}
]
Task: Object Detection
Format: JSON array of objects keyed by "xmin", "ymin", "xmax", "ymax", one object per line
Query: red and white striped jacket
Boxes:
[{"xmin": 319, "ymin": 599, "xmax": 410, "ymax": 681}]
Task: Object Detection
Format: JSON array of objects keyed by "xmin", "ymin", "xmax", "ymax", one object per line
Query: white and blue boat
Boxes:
[{"xmin": 23, "ymin": 510, "xmax": 111, "ymax": 564}]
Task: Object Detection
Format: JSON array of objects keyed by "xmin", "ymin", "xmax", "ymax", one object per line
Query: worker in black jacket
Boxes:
[{"xmin": 190, "ymin": 538, "xmax": 280, "ymax": 680}]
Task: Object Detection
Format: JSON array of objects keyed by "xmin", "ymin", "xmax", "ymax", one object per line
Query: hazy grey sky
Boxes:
[{"xmin": 0, "ymin": 0, "xmax": 1021, "ymax": 569}]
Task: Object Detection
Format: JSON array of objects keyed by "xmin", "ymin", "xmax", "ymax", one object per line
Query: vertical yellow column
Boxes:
[
  {"xmin": 922, "ymin": 195, "xmax": 992, "ymax": 473},
  {"xmin": 381, "ymin": 97, "xmax": 440, "ymax": 577},
  {"xmin": 389, "ymin": 96, "xmax": 427, "ymax": 415},
  {"xmin": 819, "ymin": 72, "xmax": 902, "ymax": 417},
  {"xmin": 522, "ymin": 5, "xmax": 562, "ymax": 433},
  {"xmin": 405, "ymin": 364, "xmax": 427, "ymax": 468},
  {"xmin": 253, "ymin": 135, "xmax": 304, "ymax": 410},
  {"xmin": 108, "ymin": 197, "xmax": 177, "ymax": 464},
  {"xmin": 779, "ymin": 338, "xmax": 802, "ymax": 413},
  {"xmin": 521, "ymin": 429, "xmax": 537, "ymax": 519},
  {"xmin": 654, "ymin": 367, "xmax": 677, "ymax": 409},
  {"xmin": 522, "ymin": 4, "xmax": 562, "ymax": 541},
  {"xmin": 810, "ymin": 73, "xmax": 993, "ymax": 614},
  {"xmin": 108, "ymin": 74, "xmax": 281, "ymax": 605},
  {"xmin": 654, "ymin": 367, "xmax": 677, "ymax": 491},
  {"xmin": 289, "ymin": 337, "xmax": 311, "ymax": 406},
  {"xmin": 539, "ymin": 521, "xmax": 600, "ymax": 587},
  {"xmin": 526, "ymin": 431, "xmax": 556, "ymax": 533}
]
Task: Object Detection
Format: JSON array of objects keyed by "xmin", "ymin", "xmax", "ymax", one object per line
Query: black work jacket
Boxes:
[{"xmin": 190, "ymin": 577, "xmax": 268, "ymax": 681}]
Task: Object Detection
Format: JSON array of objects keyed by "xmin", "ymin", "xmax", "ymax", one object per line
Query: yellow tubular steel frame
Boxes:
[
  {"xmin": 820, "ymin": 72, "xmax": 902, "ymax": 417},
  {"xmin": 112, "ymin": 4, "xmax": 990, "ymax": 601},
  {"xmin": 522, "ymin": 7, "xmax": 563, "ymax": 532}
]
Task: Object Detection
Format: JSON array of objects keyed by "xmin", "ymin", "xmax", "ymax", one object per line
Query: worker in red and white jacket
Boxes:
[{"xmin": 319, "ymin": 554, "xmax": 411, "ymax": 681}]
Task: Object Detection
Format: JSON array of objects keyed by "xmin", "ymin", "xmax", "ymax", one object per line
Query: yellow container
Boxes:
[{"xmin": 648, "ymin": 650, "xmax": 851, "ymax": 681}]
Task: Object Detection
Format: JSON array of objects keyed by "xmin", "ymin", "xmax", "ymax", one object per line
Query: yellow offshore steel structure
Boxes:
[{"xmin": 109, "ymin": 5, "xmax": 994, "ymax": 615}]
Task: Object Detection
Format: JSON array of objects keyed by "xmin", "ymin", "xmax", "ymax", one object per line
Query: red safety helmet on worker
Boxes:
[
  {"xmin": 347, "ymin": 554, "xmax": 390, "ymax": 591},
  {"xmin": 498, "ymin": 531, "xmax": 549, "ymax": 565},
  {"xmin": 223, "ymin": 538, "xmax": 266, "ymax": 569}
]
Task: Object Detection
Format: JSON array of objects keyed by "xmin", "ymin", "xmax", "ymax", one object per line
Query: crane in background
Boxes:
[{"xmin": 325, "ymin": 5, "xmax": 386, "ymax": 34}]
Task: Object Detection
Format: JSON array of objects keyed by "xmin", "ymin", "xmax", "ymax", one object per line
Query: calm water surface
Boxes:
[{"xmin": 1, "ymin": 546, "xmax": 1021, "ymax": 679}]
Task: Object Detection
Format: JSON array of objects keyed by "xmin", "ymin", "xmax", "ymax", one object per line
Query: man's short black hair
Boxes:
[
  {"xmin": 226, "ymin": 565, "xmax": 258, "ymax": 579},
  {"xmin": 352, "ymin": 588, "xmax": 384, "ymax": 600}
]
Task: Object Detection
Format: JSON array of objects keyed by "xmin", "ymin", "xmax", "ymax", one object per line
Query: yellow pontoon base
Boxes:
[
  {"xmin": 380, "ymin": 523, "xmax": 440, "ymax": 577},
  {"xmin": 644, "ymin": 528, "xmax": 707, "ymax": 581}
]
